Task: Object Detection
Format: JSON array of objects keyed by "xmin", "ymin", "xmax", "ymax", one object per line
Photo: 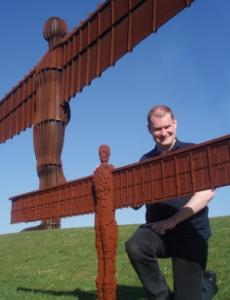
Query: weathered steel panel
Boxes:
[
  {"xmin": 10, "ymin": 175, "xmax": 94, "ymax": 223},
  {"xmin": 0, "ymin": 72, "xmax": 36, "ymax": 143},
  {"xmin": 0, "ymin": 0, "xmax": 194, "ymax": 144},
  {"xmin": 57, "ymin": 0, "xmax": 195, "ymax": 99},
  {"xmin": 10, "ymin": 135, "xmax": 230, "ymax": 224},
  {"xmin": 113, "ymin": 135, "xmax": 230, "ymax": 208}
]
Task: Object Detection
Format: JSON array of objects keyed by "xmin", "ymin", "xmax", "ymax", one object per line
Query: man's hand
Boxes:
[
  {"xmin": 142, "ymin": 218, "xmax": 177, "ymax": 235},
  {"xmin": 142, "ymin": 189, "xmax": 214, "ymax": 235}
]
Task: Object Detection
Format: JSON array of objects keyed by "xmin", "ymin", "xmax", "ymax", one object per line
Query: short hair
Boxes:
[{"xmin": 147, "ymin": 105, "xmax": 175, "ymax": 125}]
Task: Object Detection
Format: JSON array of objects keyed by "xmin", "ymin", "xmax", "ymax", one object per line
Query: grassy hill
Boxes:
[{"xmin": 0, "ymin": 216, "xmax": 229, "ymax": 300}]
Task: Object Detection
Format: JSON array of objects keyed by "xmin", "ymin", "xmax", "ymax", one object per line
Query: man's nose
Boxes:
[{"xmin": 160, "ymin": 128, "xmax": 167, "ymax": 136}]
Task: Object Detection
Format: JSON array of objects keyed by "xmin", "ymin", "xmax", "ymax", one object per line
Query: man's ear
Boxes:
[{"xmin": 174, "ymin": 119, "xmax": 177, "ymax": 129}]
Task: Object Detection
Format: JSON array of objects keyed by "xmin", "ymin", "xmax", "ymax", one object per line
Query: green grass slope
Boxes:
[{"xmin": 0, "ymin": 216, "xmax": 229, "ymax": 300}]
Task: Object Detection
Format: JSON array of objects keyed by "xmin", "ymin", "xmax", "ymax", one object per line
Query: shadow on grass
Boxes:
[
  {"xmin": 117, "ymin": 285, "xmax": 146, "ymax": 299},
  {"xmin": 17, "ymin": 287, "xmax": 97, "ymax": 299},
  {"xmin": 17, "ymin": 285, "xmax": 146, "ymax": 299}
]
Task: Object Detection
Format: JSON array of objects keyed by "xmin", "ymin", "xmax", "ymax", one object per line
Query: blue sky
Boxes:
[{"xmin": 0, "ymin": 0, "xmax": 229, "ymax": 234}]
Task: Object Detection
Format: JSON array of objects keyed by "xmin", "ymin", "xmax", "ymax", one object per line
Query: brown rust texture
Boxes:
[
  {"xmin": 31, "ymin": 17, "xmax": 70, "ymax": 229},
  {"xmin": 93, "ymin": 145, "xmax": 118, "ymax": 300},
  {"xmin": 10, "ymin": 135, "xmax": 230, "ymax": 223},
  {"xmin": 0, "ymin": 0, "xmax": 194, "ymax": 143},
  {"xmin": 113, "ymin": 135, "xmax": 230, "ymax": 209},
  {"xmin": 9, "ymin": 136, "xmax": 230, "ymax": 300},
  {"xmin": 10, "ymin": 176, "xmax": 94, "ymax": 224}
]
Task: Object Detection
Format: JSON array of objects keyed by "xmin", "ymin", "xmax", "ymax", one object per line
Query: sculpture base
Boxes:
[{"xmin": 21, "ymin": 219, "xmax": 61, "ymax": 232}]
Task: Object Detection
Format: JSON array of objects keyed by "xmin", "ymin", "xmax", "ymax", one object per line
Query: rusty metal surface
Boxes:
[
  {"xmin": 113, "ymin": 134, "xmax": 230, "ymax": 209},
  {"xmin": 0, "ymin": 70, "xmax": 36, "ymax": 143},
  {"xmin": 10, "ymin": 134, "xmax": 230, "ymax": 224},
  {"xmin": 0, "ymin": 0, "xmax": 194, "ymax": 144},
  {"xmin": 31, "ymin": 18, "xmax": 70, "ymax": 229},
  {"xmin": 59, "ymin": 0, "xmax": 195, "ymax": 100},
  {"xmin": 10, "ymin": 175, "xmax": 94, "ymax": 224},
  {"xmin": 93, "ymin": 145, "xmax": 118, "ymax": 300}
]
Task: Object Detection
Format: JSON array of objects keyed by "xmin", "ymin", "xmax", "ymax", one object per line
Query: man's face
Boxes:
[{"xmin": 148, "ymin": 112, "xmax": 177, "ymax": 149}]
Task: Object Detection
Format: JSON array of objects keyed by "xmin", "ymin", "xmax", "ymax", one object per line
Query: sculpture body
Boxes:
[
  {"xmin": 32, "ymin": 17, "xmax": 70, "ymax": 229},
  {"xmin": 93, "ymin": 145, "xmax": 118, "ymax": 300}
]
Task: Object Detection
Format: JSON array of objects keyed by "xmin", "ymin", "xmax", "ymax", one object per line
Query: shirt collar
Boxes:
[{"xmin": 154, "ymin": 138, "xmax": 182, "ymax": 155}]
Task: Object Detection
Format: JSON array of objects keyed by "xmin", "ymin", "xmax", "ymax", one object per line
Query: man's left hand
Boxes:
[{"xmin": 142, "ymin": 218, "xmax": 177, "ymax": 235}]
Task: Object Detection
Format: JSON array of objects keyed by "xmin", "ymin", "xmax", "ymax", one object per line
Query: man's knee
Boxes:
[
  {"xmin": 125, "ymin": 233, "xmax": 152, "ymax": 261},
  {"xmin": 125, "ymin": 237, "xmax": 142, "ymax": 260},
  {"xmin": 126, "ymin": 227, "xmax": 163, "ymax": 260}
]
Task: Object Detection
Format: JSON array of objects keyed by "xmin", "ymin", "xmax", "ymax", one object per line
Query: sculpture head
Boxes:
[
  {"xmin": 98, "ymin": 145, "xmax": 110, "ymax": 164},
  {"xmin": 43, "ymin": 17, "xmax": 68, "ymax": 50}
]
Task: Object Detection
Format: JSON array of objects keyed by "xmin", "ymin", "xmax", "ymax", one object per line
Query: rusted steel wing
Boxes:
[
  {"xmin": 59, "ymin": 0, "xmax": 195, "ymax": 100},
  {"xmin": 113, "ymin": 134, "xmax": 230, "ymax": 209},
  {"xmin": 10, "ymin": 175, "xmax": 94, "ymax": 224},
  {"xmin": 0, "ymin": 70, "xmax": 36, "ymax": 143},
  {"xmin": 10, "ymin": 134, "xmax": 230, "ymax": 224},
  {"xmin": 0, "ymin": 0, "xmax": 194, "ymax": 144}
]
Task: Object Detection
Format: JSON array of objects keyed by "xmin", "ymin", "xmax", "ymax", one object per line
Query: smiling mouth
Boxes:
[{"xmin": 160, "ymin": 136, "xmax": 170, "ymax": 141}]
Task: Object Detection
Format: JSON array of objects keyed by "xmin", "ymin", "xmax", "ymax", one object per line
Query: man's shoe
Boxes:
[
  {"xmin": 203, "ymin": 271, "xmax": 219, "ymax": 297},
  {"xmin": 147, "ymin": 290, "xmax": 174, "ymax": 300},
  {"xmin": 204, "ymin": 271, "xmax": 217, "ymax": 283},
  {"xmin": 168, "ymin": 290, "xmax": 174, "ymax": 300}
]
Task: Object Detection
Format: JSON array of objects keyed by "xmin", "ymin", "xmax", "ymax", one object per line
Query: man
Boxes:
[{"xmin": 125, "ymin": 105, "xmax": 218, "ymax": 300}]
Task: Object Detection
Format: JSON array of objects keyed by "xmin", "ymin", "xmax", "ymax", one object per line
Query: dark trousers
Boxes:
[{"xmin": 125, "ymin": 227, "xmax": 215, "ymax": 300}]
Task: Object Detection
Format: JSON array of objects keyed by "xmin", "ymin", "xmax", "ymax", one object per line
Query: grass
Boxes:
[{"xmin": 0, "ymin": 216, "xmax": 229, "ymax": 300}]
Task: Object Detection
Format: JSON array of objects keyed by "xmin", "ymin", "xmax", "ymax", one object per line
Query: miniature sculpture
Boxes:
[{"xmin": 93, "ymin": 145, "xmax": 118, "ymax": 300}]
